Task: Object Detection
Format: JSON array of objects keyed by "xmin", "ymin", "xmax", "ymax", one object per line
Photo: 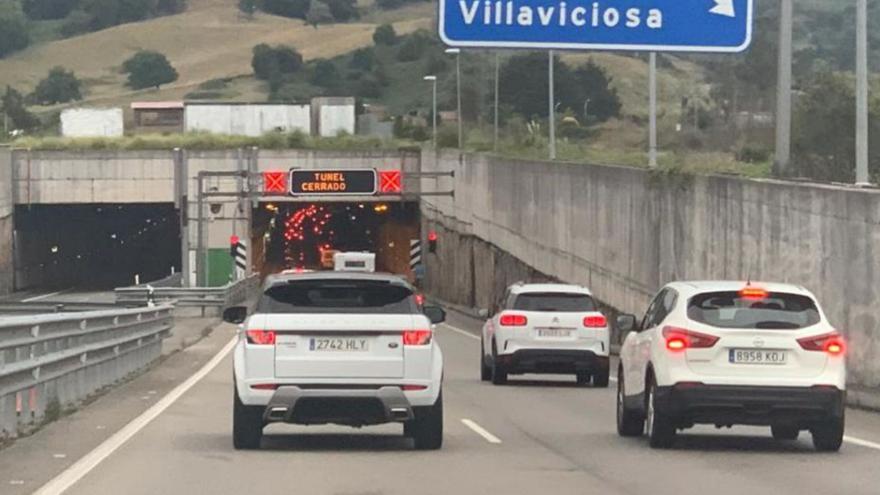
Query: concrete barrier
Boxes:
[
  {"xmin": 419, "ymin": 150, "xmax": 880, "ymax": 392},
  {"xmin": 0, "ymin": 146, "xmax": 12, "ymax": 296}
]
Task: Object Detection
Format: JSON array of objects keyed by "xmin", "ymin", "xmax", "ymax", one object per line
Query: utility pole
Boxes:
[
  {"xmin": 494, "ymin": 52, "xmax": 500, "ymax": 153},
  {"xmin": 648, "ymin": 52, "xmax": 658, "ymax": 168},
  {"xmin": 423, "ymin": 75, "xmax": 437, "ymax": 148},
  {"xmin": 445, "ymin": 48, "xmax": 463, "ymax": 149},
  {"xmin": 856, "ymin": 0, "xmax": 870, "ymax": 185},
  {"xmin": 549, "ymin": 50, "xmax": 556, "ymax": 160},
  {"xmin": 774, "ymin": 0, "xmax": 793, "ymax": 177}
]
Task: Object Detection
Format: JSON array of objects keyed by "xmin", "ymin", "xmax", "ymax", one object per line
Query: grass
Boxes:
[{"xmin": 0, "ymin": 0, "xmax": 431, "ymax": 111}]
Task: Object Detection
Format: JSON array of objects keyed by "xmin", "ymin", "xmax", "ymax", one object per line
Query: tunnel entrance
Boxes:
[
  {"xmin": 251, "ymin": 201, "xmax": 420, "ymax": 279},
  {"xmin": 14, "ymin": 204, "xmax": 181, "ymax": 290}
]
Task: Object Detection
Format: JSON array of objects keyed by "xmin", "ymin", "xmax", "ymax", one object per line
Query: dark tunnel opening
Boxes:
[{"xmin": 13, "ymin": 204, "xmax": 181, "ymax": 290}]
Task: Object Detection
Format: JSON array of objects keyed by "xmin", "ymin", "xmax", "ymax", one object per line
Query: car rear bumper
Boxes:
[
  {"xmin": 653, "ymin": 383, "xmax": 846, "ymax": 426},
  {"xmin": 496, "ymin": 349, "xmax": 608, "ymax": 375},
  {"xmin": 263, "ymin": 386, "xmax": 415, "ymax": 426}
]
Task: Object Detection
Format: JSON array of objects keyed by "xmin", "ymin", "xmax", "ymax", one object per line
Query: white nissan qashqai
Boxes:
[
  {"xmin": 616, "ymin": 281, "xmax": 846, "ymax": 451},
  {"xmin": 223, "ymin": 272, "xmax": 446, "ymax": 450}
]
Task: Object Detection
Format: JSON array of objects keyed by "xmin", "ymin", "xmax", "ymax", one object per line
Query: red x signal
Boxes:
[
  {"xmin": 379, "ymin": 170, "xmax": 402, "ymax": 194},
  {"xmin": 263, "ymin": 171, "xmax": 287, "ymax": 195}
]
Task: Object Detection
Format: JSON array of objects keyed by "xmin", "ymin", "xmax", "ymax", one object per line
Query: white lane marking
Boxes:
[
  {"xmin": 33, "ymin": 337, "xmax": 237, "ymax": 495},
  {"xmin": 461, "ymin": 419, "xmax": 503, "ymax": 444},
  {"xmin": 444, "ymin": 323, "xmax": 618, "ymax": 382},
  {"xmin": 22, "ymin": 289, "xmax": 71, "ymax": 302},
  {"xmin": 844, "ymin": 435, "xmax": 880, "ymax": 451},
  {"xmin": 442, "ymin": 323, "xmax": 480, "ymax": 341}
]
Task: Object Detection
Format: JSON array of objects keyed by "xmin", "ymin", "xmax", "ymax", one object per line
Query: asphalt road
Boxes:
[{"xmin": 15, "ymin": 312, "xmax": 880, "ymax": 495}]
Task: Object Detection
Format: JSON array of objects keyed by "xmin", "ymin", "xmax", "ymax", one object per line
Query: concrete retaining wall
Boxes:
[
  {"xmin": 419, "ymin": 150, "xmax": 880, "ymax": 391},
  {"xmin": 0, "ymin": 147, "xmax": 12, "ymax": 295}
]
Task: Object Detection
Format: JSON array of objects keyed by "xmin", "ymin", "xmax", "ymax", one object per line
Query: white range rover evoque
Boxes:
[
  {"xmin": 223, "ymin": 272, "xmax": 446, "ymax": 450},
  {"xmin": 616, "ymin": 281, "xmax": 846, "ymax": 451}
]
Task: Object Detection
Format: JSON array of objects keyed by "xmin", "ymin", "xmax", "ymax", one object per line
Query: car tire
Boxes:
[
  {"xmin": 646, "ymin": 377, "xmax": 676, "ymax": 449},
  {"xmin": 233, "ymin": 387, "xmax": 264, "ymax": 450},
  {"xmin": 811, "ymin": 415, "xmax": 844, "ymax": 452},
  {"xmin": 491, "ymin": 342, "xmax": 508, "ymax": 385},
  {"xmin": 616, "ymin": 367, "xmax": 645, "ymax": 437},
  {"xmin": 480, "ymin": 341, "xmax": 492, "ymax": 382},
  {"xmin": 592, "ymin": 365, "xmax": 610, "ymax": 388},
  {"xmin": 771, "ymin": 425, "xmax": 800, "ymax": 441},
  {"xmin": 412, "ymin": 392, "xmax": 444, "ymax": 450},
  {"xmin": 576, "ymin": 371, "xmax": 591, "ymax": 386}
]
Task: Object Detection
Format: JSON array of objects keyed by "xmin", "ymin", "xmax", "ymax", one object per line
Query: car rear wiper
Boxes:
[{"xmin": 754, "ymin": 321, "xmax": 801, "ymax": 329}]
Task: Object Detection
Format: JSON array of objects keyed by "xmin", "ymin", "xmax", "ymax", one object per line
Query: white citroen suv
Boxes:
[
  {"xmin": 616, "ymin": 281, "xmax": 846, "ymax": 451},
  {"xmin": 480, "ymin": 283, "xmax": 611, "ymax": 386},
  {"xmin": 224, "ymin": 272, "xmax": 446, "ymax": 450}
]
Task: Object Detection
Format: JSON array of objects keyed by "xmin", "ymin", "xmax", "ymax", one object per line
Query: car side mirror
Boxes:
[
  {"xmin": 424, "ymin": 305, "xmax": 446, "ymax": 325},
  {"xmin": 478, "ymin": 308, "xmax": 489, "ymax": 318},
  {"xmin": 223, "ymin": 306, "xmax": 248, "ymax": 324},
  {"xmin": 616, "ymin": 314, "xmax": 637, "ymax": 333}
]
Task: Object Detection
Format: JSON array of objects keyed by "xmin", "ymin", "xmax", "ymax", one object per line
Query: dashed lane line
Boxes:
[{"xmin": 461, "ymin": 419, "xmax": 503, "ymax": 444}]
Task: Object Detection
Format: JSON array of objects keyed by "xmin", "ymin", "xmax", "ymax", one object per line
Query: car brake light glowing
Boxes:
[
  {"xmin": 403, "ymin": 329, "xmax": 432, "ymax": 346},
  {"xmin": 662, "ymin": 326, "xmax": 719, "ymax": 351},
  {"xmin": 414, "ymin": 294, "xmax": 425, "ymax": 306},
  {"xmin": 246, "ymin": 330, "xmax": 276, "ymax": 345},
  {"xmin": 798, "ymin": 332, "xmax": 846, "ymax": 356},
  {"xmin": 739, "ymin": 287, "xmax": 769, "ymax": 300},
  {"xmin": 583, "ymin": 315, "xmax": 607, "ymax": 328},
  {"xmin": 499, "ymin": 314, "xmax": 528, "ymax": 326}
]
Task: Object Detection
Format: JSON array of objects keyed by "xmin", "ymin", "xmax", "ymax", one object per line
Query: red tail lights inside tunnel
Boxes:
[
  {"xmin": 499, "ymin": 314, "xmax": 528, "ymax": 326},
  {"xmin": 583, "ymin": 315, "xmax": 607, "ymax": 328}
]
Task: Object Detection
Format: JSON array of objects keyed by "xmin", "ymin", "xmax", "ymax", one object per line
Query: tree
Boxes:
[
  {"xmin": 376, "ymin": 0, "xmax": 402, "ymax": 9},
  {"xmin": 261, "ymin": 0, "xmax": 310, "ymax": 19},
  {"xmin": 305, "ymin": 0, "xmax": 332, "ymax": 26},
  {"xmin": 349, "ymin": 47, "xmax": 375, "ymax": 71},
  {"xmin": 22, "ymin": 0, "xmax": 79, "ymax": 20},
  {"xmin": 499, "ymin": 53, "xmax": 620, "ymax": 122},
  {"xmin": 156, "ymin": 0, "xmax": 187, "ymax": 14},
  {"xmin": 251, "ymin": 44, "xmax": 303, "ymax": 80},
  {"xmin": 325, "ymin": 0, "xmax": 357, "ymax": 21},
  {"xmin": 33, "ymin": 67, "xmax": 83, "ymax": 105},
  {"xmin": 2, "ymin": 86, "xmax": 40, "ymax": 131},
  {"xmin": 396, "ymin": 30, "xmax": 432, "ymax": 62},
  {"xmin": 373, "ymin": 24, "xmax": 397, "ymax": 45},
  {"xmin": 238, "ymin": 0, "xmax": 257, "ymax": 17},
  {"xmin": 122, "ymin": 50, "xmax": 179, "ymax": 89},
  {"xmin": 310, "ymin": 59, "xmax": 339, "ymax": 88},
  {"xmin": 0, "ymin": 3, "xmax": 29, "ymax": 58}
]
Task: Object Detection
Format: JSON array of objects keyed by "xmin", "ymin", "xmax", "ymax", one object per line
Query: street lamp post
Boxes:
[
  {"xmin": 549, "ymin": 50, "xmax": 556, "ymax": 160},
  {"xmin": 423, "ymin": 75, "xmax": 438, "ymax": 148},
  {"xmin": 445, "ymin": 48, "xmax": 462, "ymax": 149},
  {"xmin": 856, "ymin": 0, "xmax": 869, "ymax": 185},
  {"xmin": 494, "ymin": 52, "xmax": 500, "ymax": 152}
]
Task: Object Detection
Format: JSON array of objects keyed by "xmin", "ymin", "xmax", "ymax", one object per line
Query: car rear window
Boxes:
[
  {"xmin": 257, "ymin": 280, "xmax": 417, "ymax": 314},
  {"xmin": 513, "ymin": 293, "xmax": 596, "ymax": 312},
  {"xmin": 687, "ymin": 291, "xmax": 820, "ymax": 329}
]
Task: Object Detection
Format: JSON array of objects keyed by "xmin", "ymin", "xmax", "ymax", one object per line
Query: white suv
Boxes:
[
  {"xmin": 480, "ymin": 283, "xmax": 611, "ymax": 386},
  {"xmin": 616, "ymin": 281, "xmax": 846, "ymax": 451},
  {"xmin": 223, "ymin": 272, "xmax": 446, "ymax": 450}
]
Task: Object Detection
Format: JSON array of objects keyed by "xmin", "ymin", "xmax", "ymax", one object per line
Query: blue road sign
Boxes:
[{"xmin": 439, "ymin": 0, "xmax": 753, "ymax": 53}]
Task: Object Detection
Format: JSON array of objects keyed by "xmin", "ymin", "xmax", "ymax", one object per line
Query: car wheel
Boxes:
[
  {"xmin": 616, "ymin": 366, "xmax": 645, "ymax": 437},
  {"xmin": 412, "ymin": 392, "xmax": 444, "ymax": 450},
  {"xmin": 592, "ymin": 364, "xmax": 610, "ymax": 388},
  {"xmin": 490, "ymin": 343, "xmax": 508, "ymax": 385},
  {"xmin": 233, "ymin": 387, "xmax": 264, "ymax": 450},
  {"xmin": 646, "ymin": 377, "xmax": 676, "ymax": 449},
  {"xmin": 480, "ymin": 341, "xmax": 492, "ymax": 382},
  {"xmin": 811, "ymin": 415, "xmax": 844, "ymax": 452},
  {"xmin": 771, "ymin": 425, "xmax": 800, "ymax": 441}
]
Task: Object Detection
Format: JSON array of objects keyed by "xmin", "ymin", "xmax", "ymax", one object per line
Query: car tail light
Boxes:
[
  {"xmin": 499, "ymin": 314, "xmax": 528, "ymax": 326},
  {"xmin": 250, "ymin": 383, "xmax": 279, "ymax": 390},
  {"xmin": 662, "ymin": 326, "xmax": 719, "ymax": 351},
  {"xmin": 798, "ymin": 332, "xmax": 846, "ymax": 356},
  {"xmin": 401, "ymin": 384, "xmax": 428, "ymax": 391},
  {"xmin": 246, "ymin": 330, "xmax": 276, "ymax": 345},
  {"xmin": 403, "ymin": 329, "xmax": 432, "ymax": 346},
  {"xmin": 583, "ymin": 315, "xmax": 607, "ymax": 328},
  {"xmin": 414, "ymin": 294, "xmax": 425, "ymax": 306}
]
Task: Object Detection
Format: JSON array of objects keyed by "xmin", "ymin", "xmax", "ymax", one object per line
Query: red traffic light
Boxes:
[
  {"xmin": 230, "ymin": 235, "xmax": 240, "ymax": 245},
  {"xmin": 263, "ymin": 171, "xmax": 288, "ymax": 194},
  {"xmin": 427, "ymin": 231, "xmax": 438, "ymax": 242},
  {"xmin": 379, "ymin": 170, "xmax": 402, "ymax": 194}
]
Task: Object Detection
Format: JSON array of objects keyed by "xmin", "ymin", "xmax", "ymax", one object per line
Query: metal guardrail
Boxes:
[
  {"xmin": 0, "ymin": 301, "xmax": 127, "ymax": 315},
  {"xmin": 0, "ymin": 305, "xmax": 173, "ymax": 441},
  {"xmin": 113, "ymin": 275, "xmax": 260, "ymax": 315}
]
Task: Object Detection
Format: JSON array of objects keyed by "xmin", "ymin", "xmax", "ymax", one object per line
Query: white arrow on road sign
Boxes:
[{"xmin": 710, "ymin": 0, "xmax": 735, "ymax": 17}]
